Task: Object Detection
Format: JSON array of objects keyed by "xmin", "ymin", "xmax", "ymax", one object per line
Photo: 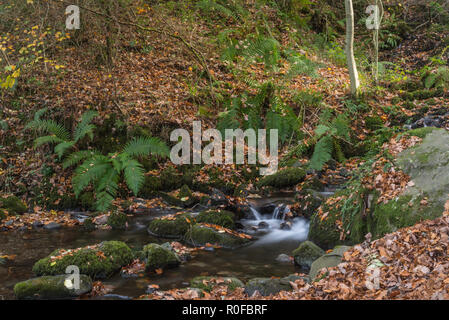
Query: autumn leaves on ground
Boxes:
[{"xmin": 1, "ymin": 0, "xmax": 449, "ymax": 300}]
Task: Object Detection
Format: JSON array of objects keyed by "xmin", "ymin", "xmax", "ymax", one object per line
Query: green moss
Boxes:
[
  {"xmin": 190, "ymin": 276, "xmax": 244, "ymax": 292},
  {"xmin": 365, "ymin": 116, "xmax": 384, "ymax": 131},
  {"xmin": 292, "ymin": 241, "xmax": 324, "ymax": 269},
  {"xmin": 257, "ymin": 167, "xmax": 306, "ymax": 189},
  {"xmin": 401, "ymin": 88, "xmax": 444, "ymax": 101},
  {"xmin": 0, "ymin": 196, "xmax": 28, "ymax": 214},
  {"xmin": 14, "ymin": 275, "xmax": 92, "ymax": 300},
  {"xmin": 147, "ymin": 214, "xmax": 193, "ymax": 239},
  {"xmin": 32, "ymin": 241, "xmax": 133, "ymax": 279},
  {"xmin": 139, "ymin": 175, "xmax": 162, "ymax": 198},
  {"xmin": 196, "ymin": 210, "xmax": 235, "ymax": 229},
  {"xmin": 406, "ymin": 127, "xmax": 438, "ymax": 139},
  {"xmin": 0, "ymin": 208, "xmax": 6, "ymax": 221},
  {"xmin": 142, "ymin": 243, "xmax": 180, "ymax": 272},
  {"xmin": 107, "ymin": 211, "xmax": 127, "ymax": 230},
  {"xmin": 184, "ymin": 224, "xmax": 250, "ymax": 249},
  {"xmin": 369, "ymin": 194, "xmax": 443, "ymax": 239}
]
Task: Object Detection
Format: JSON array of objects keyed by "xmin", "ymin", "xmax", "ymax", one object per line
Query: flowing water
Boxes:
[{"xmin": 0, "ymin": 196, "xmax": 310, "ymax": 300}]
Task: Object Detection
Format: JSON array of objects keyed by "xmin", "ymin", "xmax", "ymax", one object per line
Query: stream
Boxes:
[{"xmin": 0, "ymin": 195, "xmax": 312, "ymax": 300}]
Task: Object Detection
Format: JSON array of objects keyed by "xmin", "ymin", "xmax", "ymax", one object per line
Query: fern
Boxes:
[
  {"xmin": 123, "ymin": 136, "xmax": 170, "ymax": 158},
  {"xmin": 309, "ymin": 135, "xmax": 333, "ymax": 170},
  {"xmin": 73, "ymin": 110, "xmax": 98, "ymax": 142}
]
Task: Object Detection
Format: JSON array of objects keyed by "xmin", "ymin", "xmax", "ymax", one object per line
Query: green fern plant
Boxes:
[
  {"xmin": 308, "ymin": 113, "xmax": 350, "ymax": 170},
  {"xmin": 26, "ymin": 108, "xmax": 98, "ymax": 158},
  {"xmin": 69, "ymin": 136, "xmax": 170, "ymax": 211},
  {"xmin": 26, "ymin": 109, "xmax": 170, "ymax": 211}
]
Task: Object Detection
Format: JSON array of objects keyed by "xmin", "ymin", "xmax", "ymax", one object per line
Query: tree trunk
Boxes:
[{"xmin": 345, "ymin": 0, "xmax": 360, "ymax": 96}]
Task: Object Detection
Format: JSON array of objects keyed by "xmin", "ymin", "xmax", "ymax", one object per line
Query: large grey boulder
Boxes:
[{"xmin": 244, "ymin": 274, "xmax": 307, "ymax": 297}]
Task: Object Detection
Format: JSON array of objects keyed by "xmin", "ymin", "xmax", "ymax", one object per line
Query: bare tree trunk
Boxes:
[{"xmin": 345, "ymin": 0, "xmax": 360, "ymax": 96}]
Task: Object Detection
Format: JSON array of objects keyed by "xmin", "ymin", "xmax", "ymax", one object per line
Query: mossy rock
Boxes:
[
  {"xmin": 107, "ymin": 211, "xmax": 128, "ymax": 230},
  {"xmin": 196, "ymin": 210, "xmax": 235, "ymax": 229},
  {"xmin": 0, "ymin": 208, "xmax": 6, "ymax": 221},
  {"xmin": 142, "ymin": 243, "xmax": 181, "ymax": 272},
  {"xmin": 292, "ymin": 241, "xmax": 325, "ymax": 270},
  {"xmin": 139, "ymin": 175, "xmax": 163, "ymax": 198},
  {"xmin": 293, "ymin": 189, "xmax": 325, "ymax": 218},
  {"xmin": 309, "ymin": 128, "xmax": 449, "ymax": 248},
  {"xmin": 309, "ymin": 253, "xmax": 343, "ymax": 281},
  {"xmin": 244, "ymin": 275, "xmax": 306, "ymax": 297},
  {"xmin": 14, "ymin": 275, "xmax": 92, "ymax": 300},
  {"xmin": 257, "ymin": 167, "xmax": 306, "ymax": 189},
  {"xmin": 147, "ymin": 214, "xmax": 193, "ymax": 239},
  {"xmin": 32, "ymin": 241, "xmax": 134, "ymax": 279},
  {"xmin": 190, "ymin": 276, "xmax": 244, "ymax": 292},
  {"xmin": 0, "ymin": 196, "xmax": 27, "ymax": 215},
  {"xmin": 184, "ymin": 224, "xmax": 251, "ymax": 249}
]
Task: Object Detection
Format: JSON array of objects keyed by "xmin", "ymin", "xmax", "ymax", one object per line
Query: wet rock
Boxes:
[
  {"xmin": 184, "ymin": 224, "xmax": 251, "ymax": 249},
  {"xmin": 292, "ymin": 241, "xmax": 325, "ymax": 270},
  {"xmin": 14, "ymin": 275, "xmax": 92, "ymax": 300},
  {"xmin": 275, "ymin": 254, "xmax": 291, "ymax": 263},
  {"xmin": 280, "ymin": 221, "xmax": 292, "ymax": 230},
  {"xmin": 190, "ymin": 276, "xmax": 244, "ymax": 292},
  {"xmin": 142, "ymin": 243, "xmax": 181, "ymax": 272},
  {"xmin": 32, "ymin": 221, "xmax": 44, "ymax": 229},
  {"xmin": 259, "ymin": 204, "xmax": 277, "ymax": 215},
  {"xmin": 258, "ymin": 221, "xmax": 269, "ymax": 229},
  {"xmin": 82, "ymin": 218, "xmax": 96, "ymax": 232},
  {"xmin": 94, "ymin": 214, "xmax": 108, "ymax": 225},
  {"xmin": 32, "ymin": 241, "xmax": 134, "ymax": 279},
  {"xmin": 43, "ymin": 222, "xmax": 61, "ymax": 230}
]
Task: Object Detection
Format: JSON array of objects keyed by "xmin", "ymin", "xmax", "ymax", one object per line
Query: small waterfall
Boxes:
[
  {"xmin": 272, "ymin": 204, "xmax": 289, "ymax": 221},
  {"xmin": 249, "ymin": 206, "xmax": 262, "ymax": 220}
]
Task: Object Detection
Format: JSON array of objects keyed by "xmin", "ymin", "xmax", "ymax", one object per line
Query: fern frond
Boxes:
[
  {"xmin": 26, "ymin": 119, "xmax": 70, "ymax": 141},
  {"xmin": 63, "ymin": 150, "xmax": 100, "ymax": 169},
  {"xmin": 309, "ymin": 135, "xmax": 333, "ymax": 170},
  {"xmin": 122, "ymin": 159, "xmax": 145, "ymax": 196},
  {"xmin": 72, "ymin": 157, "xmax": 110, "ymax": 196},
  {"xmin": 34, "ymin": 135, "xmax": 64, "ymax": 148},
  {"xmin": 123, "ymin": 136, "xmax": 170, "ymax": 158},
  {"xmin": 73, "ymin": 111, "xmax": 98, "ymax": 142},
  {"xmin": 95, "ymin": 191, "xmax": 115, "ymax": 212},
  {"xmin": 54, "ymin": 141, "xmax": 76, "ymax": 158}
]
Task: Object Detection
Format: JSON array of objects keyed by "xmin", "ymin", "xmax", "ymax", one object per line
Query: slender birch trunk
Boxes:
[{"xmin": 345, "ymin": 0, "xmax": 360, "ymax": 95}]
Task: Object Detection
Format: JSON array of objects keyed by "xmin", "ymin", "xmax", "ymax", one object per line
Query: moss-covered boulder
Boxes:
[
  {"xmin": 107, "ymin": 211, "xmax": 128, "ymax": 230},
  {"xmin": 196, "ymin": 210, "xmax": 235, "ymax": 229},
  {"xmin": 0, "ymin": 208, "xmax": 6, "ymax": 221},
  {"xmin": 309, "ymin": 128, "xmax": 449, "ymax": 248},
  {"xmin": 309, "ymin": 246, "xmax": 350, "ymax": 281},
  {"xmin": 293, "ymin": 189, "xmax": 325, "ymax": 218},
  {"xmin": 244, "ymin": 275, "xmax": 306, "ymax": 297},
  {"xmin": 147, "ymin": 214, "xmax": 193, "ymax": 239},
  {"xmin": 0, "ymin": 196, "xmax": 28, "ymax": 215},
  {"xmin": 14, "ymin": 275, "xmax": 92, "ymax": 300},
  {"xmin": 142, "ymin": 243, "xmax": 181, "ymax": 272},
  {"xmin": 184, "ymin": 224, "xmax": 251, "ymax": 249},
  {"xmin": 257, "ymin": 167, "xmax": 306, "ymax": 189},
  {"xmin": 190, "ymin": 276, "xmax": 244, "ymax": 292},
  {"xmin": 32, "ymin": 241, "xmax": 134, "ymax": 279},
  {"xmin": 292, "ymin": 241, "xmax": 325, "ymax": 270}
]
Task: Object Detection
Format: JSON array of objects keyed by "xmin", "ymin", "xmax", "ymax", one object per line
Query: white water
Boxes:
[{"xmin": 242, "ymin": 205, "xmax": 309, "ymax": 244}]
